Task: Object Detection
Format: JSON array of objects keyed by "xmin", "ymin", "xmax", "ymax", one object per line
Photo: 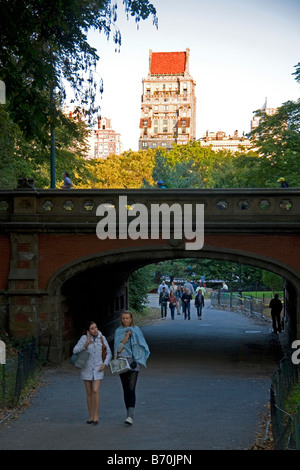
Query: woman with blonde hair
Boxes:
[{"xmin": 114, "ymin": 311, "xmax": 150, "ymax": 425}]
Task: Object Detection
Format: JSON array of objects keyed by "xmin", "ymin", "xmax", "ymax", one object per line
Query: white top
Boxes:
[{"xmin": 73, "ymin": 332, "xmax": 112, "ymax": 380}]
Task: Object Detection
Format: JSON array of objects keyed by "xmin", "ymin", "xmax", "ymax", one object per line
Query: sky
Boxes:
[{"xmin": 83, "ymin": 0, "xmax": 300, "ymax": 151}]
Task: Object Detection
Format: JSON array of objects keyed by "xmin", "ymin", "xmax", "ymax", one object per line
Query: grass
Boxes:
[{"xmin": 285, "ymin": 383, "xmax": 300, "ymax": 416}]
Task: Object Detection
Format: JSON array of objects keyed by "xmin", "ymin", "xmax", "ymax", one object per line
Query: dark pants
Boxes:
[
  {"xmin": 196, "ymin": 304, "xmax": 203, "ymax": 318},
  {"xmin": 170, "ymin": 305, "xmax": 175, "ymax": 319},
  {"xmin": 183, "ymin": 302, "xmax": 191, "ymax": 319},
  {"xmin": 160, "ymin": 302, "xmax": 167, "ymax": 317},
  {"xmin": 119, "ymin": 370, "xmax": 139, "ymax": 410},
  {"xmin": 271, "ymin": 312, "xmax": 281, "ymax": 333}
]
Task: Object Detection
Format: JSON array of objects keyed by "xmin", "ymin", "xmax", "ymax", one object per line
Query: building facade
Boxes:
[
  {"xmin": 139, "ymin": 48, "xmax": 196, "ymax": 151},
  {"xmin": 199, "ymin": 130, "xmax": 252, "ymax": 153},
  {"xmin": 87, "ymin": 117, "xmax": 122, "ymax": 160},
  {"xmin": 251, "ymin": 98, "xmax": 277, "ymax": 131}
]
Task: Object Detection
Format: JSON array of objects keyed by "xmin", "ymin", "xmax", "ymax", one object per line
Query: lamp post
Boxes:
[{"xmin": 50, "ymin": 88, "xmax": 55, "ymax": 189}]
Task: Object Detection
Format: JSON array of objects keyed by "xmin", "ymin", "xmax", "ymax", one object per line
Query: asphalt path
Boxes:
[{"xmin": 0, "ymin": 295, "xmax": 283, "ymax": 452}]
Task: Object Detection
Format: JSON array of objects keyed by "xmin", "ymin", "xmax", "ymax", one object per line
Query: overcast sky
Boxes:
[{"xmin": 84, "ymin": 0, "xmax": 300, "ymax": 151}]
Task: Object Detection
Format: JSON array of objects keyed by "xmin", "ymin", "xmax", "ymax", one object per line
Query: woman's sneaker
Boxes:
[{"xmin": 125, "ymin": 416, "xmax": 133, "ymax": 425}]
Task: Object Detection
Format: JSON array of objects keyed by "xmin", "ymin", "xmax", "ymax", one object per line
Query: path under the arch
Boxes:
[{"xmin": 0, "ymin": 299, "xmax": 284, "ymax": 451}]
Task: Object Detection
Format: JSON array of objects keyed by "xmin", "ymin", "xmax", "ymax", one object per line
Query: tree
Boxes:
[
  {"xmin": 129, "ymin": 265, "xmax": 154, "ymax": 312},
  {"xmin": 262, "ymin": 271, "xmax": 283, "ymax": 294},
  {"xmin": 0, "ymin": 0, "xmax": 158, "ymax": 141},
  {"xmin": 246, "ymin": 62, "xmax": 300, "ymax": 187},
  {"xmin": 0, "ymin": 0, "xmax": 157, "ymax": 188}
]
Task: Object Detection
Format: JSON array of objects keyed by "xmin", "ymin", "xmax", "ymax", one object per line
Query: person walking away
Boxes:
[
  {"xmin": 158, "ymin": 280, "xmax": 169, "ymax": 295},
  {"xmin": 114, "ymin": 311, "xmax": 150, "ymax": 425},
  {"xmin": 184, "ymin": 279, "xmax": 194, "ymax": 296},
  {"xmin": 72, "ymin": 321, "xmax": 112, "ymax": 424},
  {"xmin": 182, "ymin": 288, "xmax": 193, "ymax": 320},
  {"xmin": 196, "ymin": 282, "xmax": 206, "ymax": 295},
  {"xmin": 168, "ymin": 291, "xmax": 177, "ymax": 320},
  {"xmin": 195, "ymin": 290, "xmax": 205, "ymax": 319},
  {"xmin": 175, "ymin": 285, "xmax": 182, "ymax": 315},
  {"xmin": 159, "ymin": 287, "xmax": 169, "ymax": 318},
  {"xmin": 269, "ymin": 294, "xmax": 283, "ymax": 333},
  {"xmin": 61, "ymin": 171, "xmax": 73, "ymax": 189},
  {"xmin": 220, "ymin": 282, "xmax": 228, "ymax": 291},
  {"xmin": 170, "ymin": 281, "xmax": 177, "ymax": 293}
]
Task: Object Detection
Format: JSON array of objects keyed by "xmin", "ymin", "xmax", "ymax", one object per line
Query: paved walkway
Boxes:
[{"xmin": 0, "ymin": 302, "xmax": 283, "ymax": 451}]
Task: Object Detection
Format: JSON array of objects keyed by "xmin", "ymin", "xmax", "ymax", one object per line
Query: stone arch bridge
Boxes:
[{"xmin": 0, "ymin": 185, "xmax": 299, "ymax": 362}]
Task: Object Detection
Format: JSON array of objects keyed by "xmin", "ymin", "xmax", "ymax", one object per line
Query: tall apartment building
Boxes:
[
  {"xmin": 139, "ymin": 48, "xmax": 196, "ymax": 150},
  {"xmin": 87, "ymin": 117, "xmax": 122, "ymax": 160}
]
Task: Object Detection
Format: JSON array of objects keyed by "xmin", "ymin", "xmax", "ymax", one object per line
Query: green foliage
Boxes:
[
  {"xmin": 0, "ymin": 0, "xmax": 157, "ymax": 140},
  {"xmin": 248, "ymin": 99, "xmax": 300, "ymax": 187},
  {"xmin": 129, "ymin": 265, "xmax": 153, "ymax": 311},
  {"xmin": 151, "ymin": 258, "xmax": 265, "ymax": 290},
  {"xmin": 262, "ymin": 271, "xmax": 284, "ymax": 293},
  {"xmin": 285, "ymin": 383, "xmax": 300, "ymax": 415},
  {"xmin": 0, "ymin": 0, "xmax": 158, "ymax": 188}
]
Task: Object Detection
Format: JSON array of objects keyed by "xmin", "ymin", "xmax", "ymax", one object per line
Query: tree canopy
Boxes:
[{"xmin": 0, "ymin": 0, "xmax": 157, "ymax": 141}]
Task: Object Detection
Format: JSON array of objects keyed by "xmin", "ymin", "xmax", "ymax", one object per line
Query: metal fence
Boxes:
[
  {"xmin": 210, "ymin": 291, "xmax": 266, "ymax": 320},
  {"xmin": 1, "ymin": 339, "xmax": 39, "ymax": 408},
  {"xmin": 270, "ymin": 354, "xmax": 300, "ymax": 450}
]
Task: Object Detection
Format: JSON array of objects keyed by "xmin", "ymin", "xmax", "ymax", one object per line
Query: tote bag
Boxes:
[
  {"xmin": 70, "ymin": 349, "xmax": 90, "ymax": 369},
  {"xmin": 110, "ymin": 357, "xmax": 130, "ymax": 375}
]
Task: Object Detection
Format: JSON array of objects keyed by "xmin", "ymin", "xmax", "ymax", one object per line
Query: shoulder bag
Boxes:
[
  {"xmin": 110, "ymin": 356, "xmax": 130, "ymax": 375},
  {"xmin": 100, "ymin": 335, "xmax": 107, "ymax": 362},
  {"xmin": 70, "ymin": 348, "xmax": 90, "ymax": 369}
]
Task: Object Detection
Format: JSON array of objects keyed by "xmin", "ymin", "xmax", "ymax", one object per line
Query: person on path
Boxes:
[
  {"xmin": 269, "ymin": 294, "xmax": 283, "ymax": 333},
  {"xmin": 73, "ymin": 321, "xmax": 112, "ymax": 425},
  {"xmin": 181, "ymin": 288, "xmax": 193, "ymax": 320},
  {"xmin": 159, "ymin": 287, "xmax": 169, "ymax": 318},
  {"xmin": 175, "ymin": 285, "xmax": 182, "ymax": 315},
  {"xmin": 195, "ymin": 290, "xmax": 205, "ymax": 319},
  {"xmin": 184, "ymin": 280, "xmax": 194, "ymax": 296},
  {"xmin": 168, "ymin": 291, "xmax": 177, "ymax": 320},
  {"xmin": 158, "ymin": 280, "xmax": 169, "ymax": 295},
  {"xmin": 61, "ymin": 171, "xmax": 73, "ymax": 189},
  {"xmin": 114, "ymin": 311, "xmax": 150, "ymax": 425}
]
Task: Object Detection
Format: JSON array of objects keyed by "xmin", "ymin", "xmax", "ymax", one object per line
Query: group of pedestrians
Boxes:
[
  {"xmin": 72, "ymin": 311, "xmax": 150, "ymax": 427},
  {"xmin": 158, "ymin": 279, "xmax": 206, "ymax": 320}
]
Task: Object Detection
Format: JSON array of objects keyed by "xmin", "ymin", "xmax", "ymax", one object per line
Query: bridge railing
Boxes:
[
  {"xmin": 0, "ymin": 187, "xmax": 299, "ymax": 234},
  {"xmin": 210, "ymin": 291, "xmax": 267, "ymax": 320},
  {"xmin": 0, "ymin": 336, "xmax": 49, "ymax": 410},
  {"xmin": 270, "ymin": 353, "xmax": 300, "ymax": 450}
]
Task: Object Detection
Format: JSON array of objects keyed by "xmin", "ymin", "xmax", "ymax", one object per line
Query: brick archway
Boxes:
[
  {"xmin": 40, "ymin": 245, "xmax": 300, "ymax": 362},
  {"xmin": 1, "ymin": 187, "xmax": 299, "ymax": 362}
]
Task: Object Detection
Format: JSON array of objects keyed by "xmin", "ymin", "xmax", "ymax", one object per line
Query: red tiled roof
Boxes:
[{"xmin": 150, "ymin": 51, "xmax": 186, "ymax": 75}]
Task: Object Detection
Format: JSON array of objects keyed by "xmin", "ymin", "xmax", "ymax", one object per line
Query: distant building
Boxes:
[
  {"xmin": 251, "ymin": 98, "xmax": 277, "ymax": 131},
  {"xmin": 87, "ymin": 117, "xmax": 123, "ymax": 160},
  {"xmin": 199, "ymin": 130, "xmax": 252, "ymax": 153},
  {"xmin": 139, "ymin": 48, "xmax": 196, "ymax": 151}
]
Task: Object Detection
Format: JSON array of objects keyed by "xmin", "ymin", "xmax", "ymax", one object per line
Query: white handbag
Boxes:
[{"xmin": 110, "ymin": 356, "xmax": 130, "ymax": 375}]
